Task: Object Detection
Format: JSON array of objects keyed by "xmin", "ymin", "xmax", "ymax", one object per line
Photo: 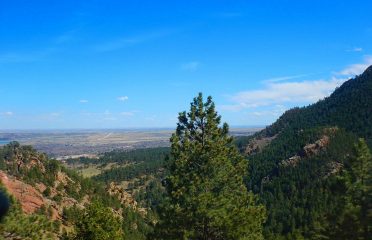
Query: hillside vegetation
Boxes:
[
  {"xmin": 0, "ymin": 66, "xmax": 371, "ymax": 239},
  {"xmin": 0, "ymin": 142, "xmax": 152, "ymax": 239},
  {"xmin": 246, "ymin": 65, "xmax": 372, "ymax": 239},
  {"xmin": 260, "ymin": 65, "xmax": 372, "ymax": 144}
]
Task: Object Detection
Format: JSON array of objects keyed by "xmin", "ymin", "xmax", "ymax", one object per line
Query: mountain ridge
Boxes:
[
  {"xmin": 258, "ymin": 65, "xmax": 372, "ymax": 145},
  {"xmin": 246, "ymin": 65, "xmax": 372, "ymax": 239}
]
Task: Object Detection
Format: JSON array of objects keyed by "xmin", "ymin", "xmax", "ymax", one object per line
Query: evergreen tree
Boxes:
[
  {"xmin": 71, "ymin": 201, "xmax": 123, "ymax": 240},
  {"xmin": 323, "ymin": 138, "xmax": 372, "ymax": 240},
  {"xmin": 0, "ymin": 191, "xmax": 57, "ymax": 239},
  {"xmin": 343, "ymin": 138, "xmax": 372, "ymax": 239},
  {"xmin": 154, "ymin": 93, "xmax": 266, "ymax": 240}
]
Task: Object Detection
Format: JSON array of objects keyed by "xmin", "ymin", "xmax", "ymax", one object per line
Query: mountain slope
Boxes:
[
  {"xmin": 246, "ymin": 65, "xmax": 372, "ymax": 239},
  {"xmin": 261, "ymin": 65, "xmax": 372, "ymax": 144},
  {"xmin": 0, "ymin": 142, "xmax": 151, "ymax": 239}
]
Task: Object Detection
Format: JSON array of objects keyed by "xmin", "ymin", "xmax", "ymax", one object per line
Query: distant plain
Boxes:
[{"xmin": 0, "ymin": 127, "xmax": 261, "ymax": 158}]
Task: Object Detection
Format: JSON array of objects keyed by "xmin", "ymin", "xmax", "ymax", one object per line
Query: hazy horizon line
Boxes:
[{"xmin": 0, "ymin": 125, "xmax": 265, "ymax": 132}]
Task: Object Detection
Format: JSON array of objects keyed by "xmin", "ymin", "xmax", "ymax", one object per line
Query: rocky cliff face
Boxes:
[
  {"xmin": 107, "ymin": 182, "xmax": 147, "ymax": 216},
  {"xmin": 0, "ymin": 171, "xmax": 45, "ymax": 214},
  {"xmin": 0, "ymin": 170, "xmax": 85, "ymax": 220},
  {"xmin": 107, "ymin": 182, "xmax": 138, "ymax": 208},
  {"xmin": 245, "ymin": 135, "xmax": 277, "ymax": 155},
  {"xmin": 4, "ymin": 144, "xmax": 46, "ymax": 173},
  {"xmin": 280, "ymin": 128, "xmax": 337, "ymax": 167},
  {"xmin": 0, "ymin": 144, "xmax": 82, "ymax": 220},
  {"xmin": 0, "ymin": 143, "xmax": 144, "ymax": 223},
  {"xmin": 279, "ymin": 128, "xmax": 343, "ymax": 177}
]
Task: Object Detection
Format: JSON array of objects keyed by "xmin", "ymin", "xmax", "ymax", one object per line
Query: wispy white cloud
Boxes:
[
  {"xmin": 337, "ymin": 55, "xmax": 372, "ymax": 76},
  {"xmin": 0, "ymin": 29, "xmax": 80, "ymax": 64},
  {"xmin": 146, "ymin": 115, "xmax": 157, "ymax": 121},
  {"xmin": 94, "ymin": 30, "xmax": 172, "ymax": 52},
  {"xmin": 102, "ymin": 110, "xmax": 117, "ymax": 121},
  {"xmin": 262, "ymin": 74, "xmax": 309, "ymax": 83},
  {"xmin": 120, "ymin": 111, "xmax": 134, "ymax": 117},
  {"xmin": 80, "ymin": 111, "xmax": 93, "ymax": 116},
  {"xmin": 249, "ymin": 105, "xmax": 287, "ymax": 117},
  {"xmin": 220, "ymin": 78, "xmax": 344, "ymax": 111},
  {"xmin": 50, "ymin": 112, "xmax": 62, "ymax": 117},
  {"xmin": 346, "ymin": 47, "xmax": 363, "ymax": 52},
  {"xmin": 0, "ymin": 49, "xmax": 55, "ymax": 63},
  {"xmin": 221, "ymin": 57, "xmax": 372, "ymax": 113},
  {"xmin": 95, "ymin": 38, "xmax": 140, "ymax": 52},
  {"xmin": 0, "ymin": 53, "xmax": 35, "ymax": 63},
  {"xmin": 103, "ymin": 117, "xmax": 117, "ymax": 121},
  {"xmin": 0, "ymin": 112, "xmax": 13, "ymax": 116},
  {"xmin": 79, "ymin": 110, "xmax": 136, "ymax": 120},
  {"xmin": 181, "ymin": 61, "xmax": 200, "ymax": 72},
  {"xmin": 79, "ymin": 99, "xmax": 88, "ymax": 103},
  {"xmin": 117, "ymin": 96, "xmax": 129, "ymax": 101},
  {"xmin": 36, "ymin": 112, "xmax": 64, "ymax": 122}
]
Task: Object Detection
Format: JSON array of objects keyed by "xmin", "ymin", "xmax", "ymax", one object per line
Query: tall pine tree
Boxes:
[
  {"xmin": 324, "ymin": 138, "xmax": 372, "ymax": 240},
  {"xmin": 154, "ymin": 93, "xmax": 266, "ymax": 240},
  {"xmin": 346, "ymin": 138, "xmax": 372, "ymax": 239}
]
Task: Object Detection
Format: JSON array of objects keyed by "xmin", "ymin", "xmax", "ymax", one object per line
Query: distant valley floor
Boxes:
[{"xmin": 0, "ymin": 128, "xmax": 261, "ymax": 158}]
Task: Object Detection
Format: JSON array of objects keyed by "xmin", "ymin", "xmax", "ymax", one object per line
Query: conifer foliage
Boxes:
[
  {"xmin": 155, "ymin": 93, "xmax": 266, "ymax": 240},
  {"xmin": 340, "ymin": 138, "xmax": 372, "ymax": 239},
  {"xmin": 71, "ymin": 201, "xmax": 123, "ymax": 240}
]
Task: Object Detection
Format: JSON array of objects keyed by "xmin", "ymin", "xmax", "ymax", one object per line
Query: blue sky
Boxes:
[{"xmin": 0, "ymin": 0, "xmax": 371, "ymax": 129}]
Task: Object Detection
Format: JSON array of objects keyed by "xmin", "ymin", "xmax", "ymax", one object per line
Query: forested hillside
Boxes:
[
  {"xmin": 246, "ymin": 66, "xmax": 372, "ymax": 239},
  {"xmin": 92, "ymin": 148, "xmax": 169, "ymax": 183},
  {"xmin": 0, "ymin": 66, "xmax": 371, "ymax": 239},
  {"xmin": 66, "ymin": 147, "xmax": 169, "ymax": 212},
  {"xmin": 260, "ymin": 65, "xmax": 372, "ymax": 144},
  {"xmin": 0, "ymin": 142, "xmax": 152, "ymax": 239}
]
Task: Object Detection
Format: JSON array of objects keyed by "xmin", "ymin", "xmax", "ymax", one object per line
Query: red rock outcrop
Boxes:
[{"xmin": 0, "ymin": 171, "xmax": 45, "ymax": 214}]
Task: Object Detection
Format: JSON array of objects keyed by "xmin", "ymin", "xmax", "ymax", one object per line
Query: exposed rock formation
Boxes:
[
  {"xmin": 107, "ymin": 182, "xmax": 147, "ymax": 216},
  {"xmin": 324, "ymin": 161, "xmax": 343, "ymax": 178},
  {"xmin": 245, "ymin": 135, "xmax": 277, "ymax": 155},
  {"xmin": 301, "ymin": 135, "xmax": 330, "ymax": 157},
  {"xmin": 6, "ymin": 146, "xmax": 47, "ymax": 173},
  {"xmin": 280, "ymin": 155, "xmax": 301, "ymax": 167},
  {"xmin": 0, "ymin": 171, "xmax": 45, "ymax": 214},
  {"xmin": 280, "ymin": 130, "xmax": 336, "ymax": 167},
  {"xmin": 107, "ymin": 182, "xmax": 138, "ymax": 209}
]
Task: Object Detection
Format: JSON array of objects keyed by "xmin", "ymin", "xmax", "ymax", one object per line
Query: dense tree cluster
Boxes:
[
  {"xmin": 0, "ymin": 65, "xmax": 371, "ymax": 239},
  {"xmin": 260, "ymin": 65, "xmax": 372, "ymax": 145},
  {"xmin": 246, "ymin": 66, "xmax": 372, "ymax": 239},
  {"xmin": 152, "ymin": 93, "xmax": 266, "ymax": 240},
  {"xmin": 0, "ymin": 143, "xmax": 150, "ymax": 239},
  {"xmin": 65, "ymin": 147, "xmax": 170, "ymax": 184},
  {"xmin": 0, "ymin": 186, "xmax": 59, "ymax": 239},
  {"xmin": 250, "ymin": 128, "xmax": 359, "ymax": 239},
  {"xmin": 66, "ymin": 147, "xmax": 169, "ymax": 166},
  {"xmin": 92, "ymin": 153, "xmax": 167, "ymax": 183},
  {"xmin": 68, "ymin": 201, "xmax": 123, "ymax": 240}
]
